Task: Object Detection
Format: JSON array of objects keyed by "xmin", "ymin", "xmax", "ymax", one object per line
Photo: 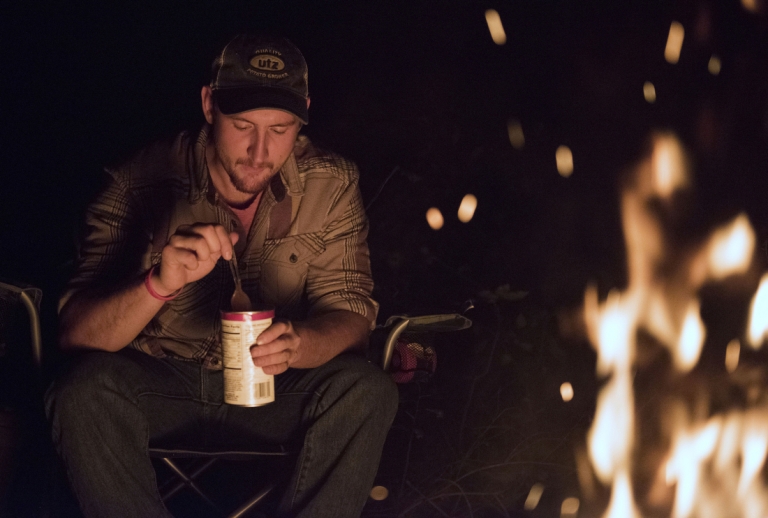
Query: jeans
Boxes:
[{"xmin": 45, "ymin": 348, "xmax": 398, "ymax": 518}]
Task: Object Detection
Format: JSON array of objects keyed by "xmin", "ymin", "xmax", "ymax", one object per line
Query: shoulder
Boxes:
[
  {"xmin": 105, "ymin": 130, "xmax": 200, "ymax": 189},
  {"xmin": 293, "ymin": 135, "xmax": 359, "ymax": 185}
]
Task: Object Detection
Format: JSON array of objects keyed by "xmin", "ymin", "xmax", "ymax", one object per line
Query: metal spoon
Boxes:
[{"xmin": 228, "ymin": 252, "xmax": 252, "ymax": 311}]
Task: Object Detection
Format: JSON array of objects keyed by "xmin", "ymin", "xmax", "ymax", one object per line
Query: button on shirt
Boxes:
[{"xmin": 61, "ymin": 126, "xmax": 378, "ymax": 368}]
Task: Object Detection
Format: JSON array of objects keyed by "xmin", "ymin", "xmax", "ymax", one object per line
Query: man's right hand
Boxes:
[{"xmin": 150, "ymin": 223, "xmax": 240, "ymax": 296}]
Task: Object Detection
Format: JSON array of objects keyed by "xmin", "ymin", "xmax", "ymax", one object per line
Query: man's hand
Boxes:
[
  {"xmin": 151, "ymin": 224, "xmax": 239, "ymax": 296},
  {"xmin": 251, "ymin": 320, "xmax": 302, "ymax": 375}
]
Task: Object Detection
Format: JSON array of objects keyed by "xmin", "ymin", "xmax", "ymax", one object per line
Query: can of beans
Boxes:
[{"xmin": 220, "ymin": 309, "xmax": 275, "ymax": 406}]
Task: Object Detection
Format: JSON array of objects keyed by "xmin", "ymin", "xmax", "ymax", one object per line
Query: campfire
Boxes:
[{"xmin": 578, "ymin": 132, "xmax": 768, "ymax": 517}]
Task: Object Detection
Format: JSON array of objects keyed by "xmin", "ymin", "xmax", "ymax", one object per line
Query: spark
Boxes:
[
  {"xmin": 426, "ymin": 208, "xmax": 444, "ymax": 230},
  {"xmin": 457, "ymin": 194, "xmax": 477, "ymax": 223},
  {"xmin": 560, "ymin": 497, "xmax": 580, "ymax": 517},
  {"xmin": 485, "ymin": 9, "xmax": 507, "ymax": 45},
  {"xmin": 708, "ymin": 55, "xmax": 722, "ymax": 75},
  {"xmin": 507, "ymin": 118, "xmax": 525, "ymax": 149},
  {"xmin": 643, "ymin": 81, "xmax": 657, "ymax": 103},
  {"xmin": 560, "ymin": 382, "xmax": 574, "ymax": 402},
  {"xmin": 556, "ymin": 145, "xmax": 574, "ymax": 177},
  {"xmin": 665, "ymin": 21, "xmax": 685, "ymax": 64},
  {"xmin": 524, "ymin": 483, "xmax": 544, "ymax": 510}
]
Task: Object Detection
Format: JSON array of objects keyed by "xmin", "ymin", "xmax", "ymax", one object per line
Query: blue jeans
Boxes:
[{"xmin": 45, "ymin": 348, "xmax": 398, "ymax": 518}]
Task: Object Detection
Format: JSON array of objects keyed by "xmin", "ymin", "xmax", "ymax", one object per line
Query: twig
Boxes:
[
  {"xmin": 365, "ymin": 166, "xmax": 400, "ymax": 211},
  {"xmin": 401, "ymin": 480, "xmax": 450, "ymax": 517}
]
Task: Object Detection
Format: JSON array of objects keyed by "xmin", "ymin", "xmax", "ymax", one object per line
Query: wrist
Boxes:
[{"xmin": 144, "ymin": 266, "xmax": 182, "ymax": 301}]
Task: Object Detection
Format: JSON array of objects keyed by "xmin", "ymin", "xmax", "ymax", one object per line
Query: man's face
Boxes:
[{"xmin": 203, "ymin": 90, "xmax": 303, "ymax": 196}]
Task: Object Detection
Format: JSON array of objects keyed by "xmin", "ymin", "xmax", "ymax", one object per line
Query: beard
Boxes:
[{"xmin": 213, "ymin": 138, "xmax": 276, "ymax": 195}]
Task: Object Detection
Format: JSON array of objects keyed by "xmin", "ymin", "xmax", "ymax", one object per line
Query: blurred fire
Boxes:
[{"xmin": 581, "ymin": 132, "xmax": 768, "ymax": 517}]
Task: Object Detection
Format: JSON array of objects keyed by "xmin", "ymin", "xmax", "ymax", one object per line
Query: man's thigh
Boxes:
[{"xmin": 47, "ymin": 348, "xmax": 210, "ymax": 447}]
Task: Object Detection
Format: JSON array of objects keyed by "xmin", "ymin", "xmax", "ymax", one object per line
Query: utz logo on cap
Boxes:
[{"xmin": 250, "ymin": 54, "xmax": 285, "ymax": 72}]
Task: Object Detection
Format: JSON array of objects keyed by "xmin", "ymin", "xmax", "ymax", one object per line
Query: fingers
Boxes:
[
  {"xmin": 250, "ymin": 321, "xmax": 299, "ymax": 374},
  {"xmin": 158, "ymin": 223, "xmax": 237, "ymax": 290}
]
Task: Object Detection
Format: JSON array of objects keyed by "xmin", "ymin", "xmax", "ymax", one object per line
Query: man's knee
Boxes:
[{"xmin": 327, "ymin": 356, "xmax": 399, "ymax": 423}]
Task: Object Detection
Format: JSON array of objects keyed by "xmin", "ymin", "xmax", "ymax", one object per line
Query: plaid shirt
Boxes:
[{"xmin": 62, "ymin": 126, "xmax": 378, "ymax": 368}]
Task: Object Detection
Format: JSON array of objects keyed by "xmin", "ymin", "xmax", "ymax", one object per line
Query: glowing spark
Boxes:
[
  {"xmin": 742, "ymin": 0, "xmax": 759, "ymax": 13},
  {"xmin": 507, "ymin": 118, "xmax": 525, "ymax": 149},
  {"xmin": 748, "ymin": 273, "xmax": 768, "ymax": 348},
  {"xmin": 725, "ymin": 339, "xmax": 741, "ymax": 373},
  {"xmin": 524, "ymin": 483, "xmax": 544, "ymax": 510},
  {"xmin": 560, "ymin": 382, "xmax": 574, "ymax": 402},
  {"xmin": 560, "ymin": 497, "xmax": 580, "ymax": 517},
  {"xmin": 651, "ymin": 134, "xmax": 688, "ymax": 197},
  {"xmin": 708, "ymin": 55, "xmax": 722, "ymax": 75},
  {"xmin": 457, "ymin": 194, "xmax": 477, "ymax": 223},
  {"xmin": 426, "ymin": 208, "xmax": 444, "ymax": 230},
  {"xmin": 556, "ymin": 145, "xmax": 574, "ymax": 178},
  {"xmin": 643, "ymin": 81, "xmax": 657, "ymax": 103},
  {"xmin": 675, "ymin": 301, "xmax": 706, "ymax": 372},
  {"xmin": 369, "ymin": 486, "xmax": 389, "ymax": 501},
  {"xmin": 665, "ymin": 21, "xmax": 685, "ymax": 64},
  {"xmin": 485, "ymin": 9, "xmax": 507, "ymax": 45},
  {"xmin": 706, "ymin": 213, "xmax": 755, "ymax": 280}
]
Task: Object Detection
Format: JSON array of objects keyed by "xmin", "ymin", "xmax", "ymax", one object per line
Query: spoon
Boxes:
[{"xmin": 228, "ymin": 252, "xmax": 252, "ymax": 311}]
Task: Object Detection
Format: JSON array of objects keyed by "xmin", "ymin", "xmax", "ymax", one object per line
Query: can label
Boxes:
[{"xmin": 220, "ymin": 309, "xmax": 276, "ymax": 407}]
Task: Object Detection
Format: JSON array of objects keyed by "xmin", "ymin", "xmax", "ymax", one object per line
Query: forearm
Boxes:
[
  {"xmin": 291, "ymin": 310, "xmax": 370, "ymax": 368},
  {"xmin": 58, "ymin": 271, "xmax": 166, "ymax": 352}
]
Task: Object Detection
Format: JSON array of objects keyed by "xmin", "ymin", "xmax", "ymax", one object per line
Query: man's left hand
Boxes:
[{"xmin": 250, "ymin": 320, "xmax": 302, "ymax": 375}]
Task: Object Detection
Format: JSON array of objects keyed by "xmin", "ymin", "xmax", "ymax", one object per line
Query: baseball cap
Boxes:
[{"xmin": 210, "ymin": 35, "xmax": 309, "ymax": 124}]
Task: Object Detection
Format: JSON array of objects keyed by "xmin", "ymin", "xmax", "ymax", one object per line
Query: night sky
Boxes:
[{"xmin": 3, "ymin": 0, "xmax": 767, "ymax": 316}]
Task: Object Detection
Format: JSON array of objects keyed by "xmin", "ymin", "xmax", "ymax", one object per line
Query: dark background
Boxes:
[
  {"xmin": 3, "ymin": 0, "xmax": 766, "ymax": 313},
  {"xmin": 1, "ymin": 0, "xmax": 767, "ymax": 516}
]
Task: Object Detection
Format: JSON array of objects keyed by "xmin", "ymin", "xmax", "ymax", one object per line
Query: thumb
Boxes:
[{"xmin": 230, "ymin": 232, "xmax": 240, "ymax": 246}]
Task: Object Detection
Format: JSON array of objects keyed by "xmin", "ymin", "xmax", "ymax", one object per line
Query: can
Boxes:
[{"xmin": 220, "ymin": 308, "xmax": 276, "ymax": 406}]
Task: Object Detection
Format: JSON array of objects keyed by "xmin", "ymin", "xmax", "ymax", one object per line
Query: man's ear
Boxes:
[
  {"xmin": 306, "ymin": 97, "xmax": 311, "ymax": 111},
  {"xmin": 201, "ymin": 86, "xmax": 215, "ymax": 125}
]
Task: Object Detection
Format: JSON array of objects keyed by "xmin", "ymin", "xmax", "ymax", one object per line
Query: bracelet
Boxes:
[{"xmin": 144, "ymin": 266, "xmax": 182, "ymax": 301}]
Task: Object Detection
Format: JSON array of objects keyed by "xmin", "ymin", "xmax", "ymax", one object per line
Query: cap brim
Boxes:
[{"xmin": 213, "ymin": 87, "xmax": 308, "ymax": 124}]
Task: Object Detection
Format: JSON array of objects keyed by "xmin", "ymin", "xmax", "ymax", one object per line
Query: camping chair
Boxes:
[
  {"xmin": 151, "ymin": 311, "xmax": 472, "ymax": 518},
  {"xmin": 0, "ymin": 279, "xmax": 46, "ymax": 516}
]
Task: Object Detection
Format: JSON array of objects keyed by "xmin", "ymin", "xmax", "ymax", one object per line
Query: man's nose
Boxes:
[{"xmin": 248, "ymin": 131, "xmax": 269, "ymax": 162}]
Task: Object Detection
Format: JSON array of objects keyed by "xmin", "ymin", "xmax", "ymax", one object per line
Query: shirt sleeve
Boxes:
[
  {"xmin": 305, "ymin": 171, "xmax": 379, "ymax": 329},
  {"xmin": 59, "ymin": 170, "xmax": 149, "ymax": 311}
]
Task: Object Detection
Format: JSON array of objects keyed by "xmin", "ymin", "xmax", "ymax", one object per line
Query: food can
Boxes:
[{"xmin": 220, "ymin": 308, "xmax": 275, "ymax": 406}]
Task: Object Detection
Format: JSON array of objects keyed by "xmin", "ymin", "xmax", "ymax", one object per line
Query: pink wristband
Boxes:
[{"xmin": 144, "ymin": 266, "xmax": 182, "ymax": 301}]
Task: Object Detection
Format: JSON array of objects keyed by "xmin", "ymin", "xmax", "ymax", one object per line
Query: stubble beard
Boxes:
[{"xmin": 214, "ymin": 139, "xmax": 275, "ymax": 195}]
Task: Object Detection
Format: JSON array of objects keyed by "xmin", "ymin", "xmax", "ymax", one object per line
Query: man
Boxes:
[{"xmin": 46, "ymin": 34, "xmax": 398, "ymax": 518}]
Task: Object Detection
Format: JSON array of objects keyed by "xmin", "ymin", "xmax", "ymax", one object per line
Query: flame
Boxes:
[
  {"xmin": 705, "ymin": 214, "xmax": 755, "ymax": 280},
  {"xmin": 582, "ymin": 132, "xmax": 765, "ymax": 517},
  {"xmin": 725, "ymin": 339, "xmax": 741, "ymax": 373},
  {"xmin": 747, "ymin": 273, "xmax": 768, "ymax": 348}
]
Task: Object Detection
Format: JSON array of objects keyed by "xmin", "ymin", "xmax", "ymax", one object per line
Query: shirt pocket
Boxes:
[{"xmin": 260, "ymin": 233, "xmax": 325, "ymax": 307}]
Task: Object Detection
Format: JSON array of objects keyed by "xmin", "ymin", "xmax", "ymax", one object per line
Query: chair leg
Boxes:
[
  {"xmin": 159, "ymin": 457, "xmax": 218, "ymax": 501},
  {"xmin": 227, "ymin": 483, "xmax": 275, "ymax": 518},
  {"xmin": 160, "ymin": 457, "xmax": 222, "ymax": 513}
]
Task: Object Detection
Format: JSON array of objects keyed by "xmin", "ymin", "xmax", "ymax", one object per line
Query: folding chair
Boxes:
[
  {"xmin": 151, "ymin": 311, "xmax": 472, "ymax": 517},
  {"xmin": 0, "ymin": 279, "xmax": 47, "ymax": 516}
]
